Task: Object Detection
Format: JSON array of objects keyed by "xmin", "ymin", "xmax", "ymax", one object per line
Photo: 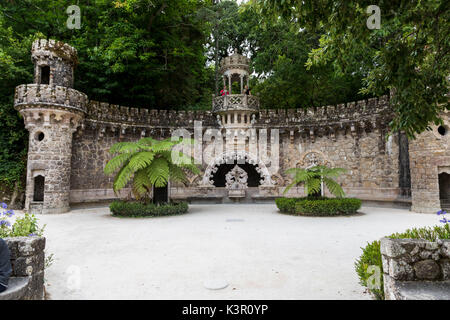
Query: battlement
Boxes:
[
  {"xmin": 31, "ymin": 39, "xmax": 78, "ymax": 65},
  {"xmin": 14, "ymin": 84, "xmax": 88, "ymax": 114},
  {"xmin": 258, "ymin": 95, "xmax": 391, "ymax": 126},
  {"xmin": 85, "ymin": 95, "xmax": 392, "ymax": 131},
  {"xmin": 86, "ymin": 101, "xmax": 216, "ymax": 127}
]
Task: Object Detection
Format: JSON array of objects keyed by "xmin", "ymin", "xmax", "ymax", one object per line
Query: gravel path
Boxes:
[{"xmin": 29, "ymin": 204, "xmax": 437, "ymax": 299}]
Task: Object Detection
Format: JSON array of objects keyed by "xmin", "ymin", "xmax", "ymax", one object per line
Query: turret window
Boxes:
[
  {"xmin": 33, "ymin": 175, "xmax": 45, "ymax": 202},
  {"xmin": 40, "ymin": 66, "xmax": 50, "ymax": 85}
]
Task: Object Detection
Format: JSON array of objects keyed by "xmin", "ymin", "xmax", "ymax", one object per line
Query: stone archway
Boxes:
[{"xmin": 201, "ymin": 151, "xmax": 274, "ymax": 187}]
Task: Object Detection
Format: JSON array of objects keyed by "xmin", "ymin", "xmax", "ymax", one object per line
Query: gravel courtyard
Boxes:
[{"xmin": 31, "ymin": 204, "xmax": 437, "ymax": 300}]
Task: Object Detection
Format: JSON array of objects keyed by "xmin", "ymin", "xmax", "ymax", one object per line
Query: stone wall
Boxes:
[
  {"xmin": 381, "ymin": 237, "xmax": 450, "ymax": 300},
  {"xmin": 68, "ymin": 95, "xmax": 407, "ymax": 205},
  {"xmin": 409, "ymin": 111, "xmax": 450, "ymax": 213},
  {"xmin": 0, "ymin": 237, "xmax": 46, "ymax": 300}
]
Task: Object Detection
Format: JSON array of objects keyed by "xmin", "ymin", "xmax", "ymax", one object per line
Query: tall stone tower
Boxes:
[{"xmin": 14, "ymin": 39, "xmax": 88, "ymax": 214}]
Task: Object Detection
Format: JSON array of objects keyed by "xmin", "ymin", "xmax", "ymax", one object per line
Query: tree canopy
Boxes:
[{"xmin": 0, "ymin": 0, "xmax": 448, "ymax": 192}]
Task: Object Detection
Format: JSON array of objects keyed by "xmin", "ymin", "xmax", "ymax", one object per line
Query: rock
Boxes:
[{"xmin": 414, "ymin": 260, "xmax": 441, "ymax": 280}]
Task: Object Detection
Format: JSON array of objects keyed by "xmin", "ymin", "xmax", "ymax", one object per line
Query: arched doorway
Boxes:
[
  {"xmin": 439, "ymin": 172, "xmax": 450, "ymax": 209},
  {"xmin": 33, "ymin": 175, "xmax": 45, "ymax": 202},
  {"xmin": 212, "ymin": 162, "xmax": 262, "ymax": 187},
  {"xmin": 153, "ymin": 184, "xmax": 169, "ymax": 204}
]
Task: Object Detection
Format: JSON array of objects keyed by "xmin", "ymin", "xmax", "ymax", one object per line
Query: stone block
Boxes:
[
  {"xmin": 440, "ymin": 259, "xmax": 450, "ymax": 280},
  {"xmin": 389, "ymin": 259, "xmax": 414, "ymax": 280},
  {"xmin": 414, "ymin": 260, "xmax": 441, "ymax": 280},
  {"xmin": 380, "ymin": 238, "xmax": 406, "ymax": 258}
]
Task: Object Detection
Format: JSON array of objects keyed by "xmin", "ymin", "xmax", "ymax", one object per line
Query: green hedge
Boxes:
[
  {"xmin": 276, "ymin": 197, "xmax": 362, "ymax": 216},
  {"xmin": 110, "ymin": 201, "xmax": 189, "ymax": 217}
]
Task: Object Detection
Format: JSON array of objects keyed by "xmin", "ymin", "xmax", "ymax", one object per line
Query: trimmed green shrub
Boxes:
[
  {"xmin": 354, "ymin": 240, "xmax": 384, "ymax": 300},
  {"xmin": 276, "ymin": 197, "xmax": 361, "ymax": 216},
  {"xmin": 295, "ymin": 198, "xmax": 361, "ymax": 216},
  {"xmin": 110, "ymin": 201, "xmax": 189, "ymax": 217},
  {"xmin": 275, "ymin": 197, "xmax": 299, "ymax": 214}
]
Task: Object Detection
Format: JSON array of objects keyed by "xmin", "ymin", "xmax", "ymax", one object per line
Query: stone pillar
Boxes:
[
  {"xmin": 240, "ymin": 75, "xmax": 244, "ymax": 93},
  {"xmin": 4, "ymin": 237, "xmax": 46, "ymax": 300},
  {"xmin": 228, "ymin": 75, "xmax": 232, "ymax": 94}
]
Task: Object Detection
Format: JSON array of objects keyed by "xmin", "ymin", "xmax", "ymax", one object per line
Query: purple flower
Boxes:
[
  {"xmin": 5, "ymin": 209, "xmax": 14, "ymax": 217},
  {"xmin": 0, "ymin": 220, "xmax": 11, "ymax": 227},
  {"xmin": 437, "ymin": 210, "xmax": 447, "ymax": 215},
  {"xmin": 440, "ymin": 217, "xmax": 449, "ymax": 224},
  {"xmin": 28, "ymin": 233, "xmax": 37, "ymax": 237},
  {"xmin": 0, "ymin": 203, "xmax": 7, "ymax": 209}
]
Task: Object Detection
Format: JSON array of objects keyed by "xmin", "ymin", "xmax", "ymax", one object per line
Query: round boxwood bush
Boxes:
[
  {"xmin": 110, "ymin": 201, "xmax": 189, "ymax": 217},
  {"xmin": 276, "ymin": 197, "xmax": 361, "ymax": 216}
]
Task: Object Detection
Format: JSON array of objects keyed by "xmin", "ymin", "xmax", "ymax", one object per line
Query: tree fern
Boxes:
[
  {"xmin": 104, "ymin": 137, "xmax": 199, "ymax": 202},
  {"xmin": 283, "ymin": 165, "xmax": 347, "ymax": 198}
]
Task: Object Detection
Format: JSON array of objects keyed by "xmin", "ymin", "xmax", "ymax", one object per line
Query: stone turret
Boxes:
[
  {"xmin": 213, "ymin": 50, "xmax": 259, "ymax": 128},
  {"xmin": 14, "ymin": 39, "xmax": 87, "ymax": 214}
]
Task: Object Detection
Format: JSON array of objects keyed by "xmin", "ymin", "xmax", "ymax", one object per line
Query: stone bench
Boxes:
[
  {"xmin": 0, "ymin": 237, "xmax": 46, "ymax": 300},
  {"xmin": 381, "ymin": 237, "xmax": 450, "ymax": 300}
]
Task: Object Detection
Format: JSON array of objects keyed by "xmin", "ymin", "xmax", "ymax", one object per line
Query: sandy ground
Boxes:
[{"xmin": 24, "ymin": 204, "xmax": 438, "ymax": 300}]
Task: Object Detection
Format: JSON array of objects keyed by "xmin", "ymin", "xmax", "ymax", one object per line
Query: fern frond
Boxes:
[
  {"xmin": 112, "ymin": 162, "xmax": 136, "ymax": 192},
  {"xmin": 127, "ymin": 151, "xmax": 155, "ymax": 172},
  {"xmin": 323, "ymin": 177, "xmax": 346, "ymax": 198},
  {"xmin": 104, "ymin": 153, "xmax": 133, "ymax": 175},
  {"xmin": 146, "ymin": 157, "xmax": 169, "ymax": 188},
  {"xmin": 132, "ymin": 168, "xmax": 152, "ymax": 198}
]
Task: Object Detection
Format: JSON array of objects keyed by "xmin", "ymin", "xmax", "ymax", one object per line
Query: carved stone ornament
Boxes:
[{"xmin": 225, "ymin": 165, "xmax": 248, "ymax": 190}]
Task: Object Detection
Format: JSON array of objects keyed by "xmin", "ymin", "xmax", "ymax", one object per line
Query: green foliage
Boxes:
[
  {"xmin": 284, "ymin": 165, "xmax": 347, "ymax": 198},
  {"xmin": 110, "ymin": 200, "xmax": 189, "ymax": 217},
  {"xmin": 295, "ymin": 198, "xmax": 362, "ymax": 216},
  {"xmin": 354, "ymin": 240, "xmax": 384, "ymax": 300},
  {"xmin": 274, "ymin": 197, "xmax": 299, "ymax": 214},
  {"xmin": 10, "ymin": 213, "xmax": 45, "ymax": 237},
  {"xmin": 254, "ymin": 0, "xmax": 450, "ymax": 138},
  {"xmin": 104, "ymin": 137, "xmax": 200, "ymax": 200},
  {"xmin": 276, "ymin": 197, "xmax": 361, "ymax": 216},
  {"xmin": 389, "ymin": 223, "xmax": 450, "ymax": 242}
]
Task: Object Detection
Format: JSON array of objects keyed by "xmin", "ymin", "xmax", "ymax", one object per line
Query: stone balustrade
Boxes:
[
  {"xmin": 14, "ymin": 84, "xmax": 88, "ymax": 114},
  {"xmin": 212, "ymin": 94, "xmax": 260, "ymax": 113}
]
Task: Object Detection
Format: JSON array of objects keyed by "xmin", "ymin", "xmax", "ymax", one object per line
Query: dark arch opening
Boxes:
[
  {"xmin": 212, "ymin": 162, "xmax": 262, "ymax": 187},
  {"xmin": 439, "ymin": 173, "xmax": 450, "ymax": 209},
  {"xmin": 40, "ymin": 66, "xmax": 50, "ymax": 85},
  {"xmin": 153, "ymin": 184, "xmax": 168, "ymax": 204},
  {"xmin": 438, "ymin": 126, "xmax": 447, "ymax": 136},
  {"xmin": 33, "ymin": 175, "xmax": 45, "ymax": 202}
]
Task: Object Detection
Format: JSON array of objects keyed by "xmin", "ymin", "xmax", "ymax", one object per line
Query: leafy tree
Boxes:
[
  {"xmin": 283, "ymin": 165, "xmax": 347, "ymax": 198},
  {"xmin": 104, "ymin": 137, "xmax": 200, "ymax": 202},
  {"xmin": 252, "ymin": 0, "xmax": 450, "ymax": 137}
]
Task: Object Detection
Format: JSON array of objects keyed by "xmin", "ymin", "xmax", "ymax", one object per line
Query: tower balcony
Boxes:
[
  {"xmin": 212, "ymin": 94, "xmax": 260, "ymax": 113},
  {"xmin": 14, "ymin": 84, "xmax": 88, "ymax": 114}
]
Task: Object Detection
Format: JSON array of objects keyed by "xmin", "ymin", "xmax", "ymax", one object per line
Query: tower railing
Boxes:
[{"xmin": 212, "ymin": 94, "xmax": 260, "ymax": 113}]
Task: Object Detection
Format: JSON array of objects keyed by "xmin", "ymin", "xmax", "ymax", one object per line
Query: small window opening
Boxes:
[{"xmin": 40, "ymin": 66, "xmax": 50, "ymax": 85}]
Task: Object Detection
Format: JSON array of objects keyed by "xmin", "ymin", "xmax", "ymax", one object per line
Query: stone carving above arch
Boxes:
[
  {"xmin": 296, "ymin": 150, "xmax": 333, "ymax": 169},
  {"xmin": 200, "ymin": 151, "xmax": 275, "ymax": 187}
]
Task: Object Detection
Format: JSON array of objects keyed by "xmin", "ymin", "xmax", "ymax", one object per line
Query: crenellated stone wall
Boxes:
[
  {"xmin": 67, "ymin": 94, "xmax": 407, "ymax": 205},
  {"xmin": 409, "ymin": 111, "xmax": 450, "ymax": 213}
]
